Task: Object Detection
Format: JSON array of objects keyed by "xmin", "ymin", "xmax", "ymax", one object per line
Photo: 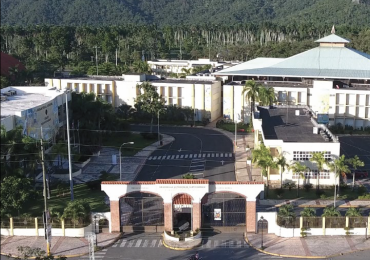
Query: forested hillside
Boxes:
[{"xmin": 1, "ymin": 0, "xmax": 370, "ymax": 26}]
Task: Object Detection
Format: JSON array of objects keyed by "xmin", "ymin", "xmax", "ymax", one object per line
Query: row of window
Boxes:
[
  {"xmin": 293, "ymin": 151, "xmax": 331, "ymax": 161},
  {"xmin": 292, "ymin": 170, "xmax": 330, "ymax": 179}
]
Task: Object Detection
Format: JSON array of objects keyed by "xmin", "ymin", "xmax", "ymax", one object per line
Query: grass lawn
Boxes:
[
  {"xmin": 102, "ymin": 132, "xmax": 156, "ymax": 156},
  {"xmin": 266, "ymin": 188, "xmax": 363, "ymax": 200},
  {"xmin": 217, "ymin": 122, "xmax": 251, "ymax": 133}
]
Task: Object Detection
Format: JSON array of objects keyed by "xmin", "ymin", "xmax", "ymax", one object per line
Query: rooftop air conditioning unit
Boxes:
[
  {"xmin": 295, "ymin": 110, "xmax": 300, "ymax": 116},
  {"xmin": 313, "ymin": 127, "xmax": 318, "ymax": 134}
]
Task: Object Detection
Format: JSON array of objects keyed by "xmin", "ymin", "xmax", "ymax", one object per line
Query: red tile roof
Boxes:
[
  {"xmin": 173, "ymin": 193, "xmax": 192, "ymax": 204},
  {"xmin": 156, "ymin": 179, "xmax": 209, "ymax": 184}
]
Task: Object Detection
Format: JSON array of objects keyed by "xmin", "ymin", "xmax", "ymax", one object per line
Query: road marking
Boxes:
[
  {"xmin": 157, "ymin": 156, "xmax": 162, "ymax": 160},
  {"xmin": 228, "ymin": 153, "xmax": 232, "ymax": 157},
  {"xmin": 142, "ymin": 240, "xmax": 149, "ymax": 247},
  {"xmin": 152, "ymin": 156, "xmax": 157, "ymax": 160},
  {"xmin": 178, "ymin": 148, "xmax": 182, "ymax": 152},
  {"xmin": 150, "ymin": 240, "xmax": 157, "ymax": 247},
  {"xmin": 127, "ymin": 240, "xmax": 135, "ymax": 247},
  {"xmin": 206, "ymin": 240, "xmax": 212, "ymax": 248},
  {"xmin": 212, "ymin": 153, "xmax": 215, "ymax": 157},
  {"xmin": 176, "ymin": 155, "xmax": 179, "ymax": 159},
  {"xmin": 220, "ymin": 153, "xmax": 224, "ymax": 157},
  {"xmin": 198, "ymin": 153, "xmax": 202, "ymax": 157},
  {"xmin": 216, "ymin": 153, "xmax": 219, "ymax": 157},
  {"xmin": 207, "ymin": 154, "xmax": 211, "ymax": 157},
  {"xmin": 158, "ymin": 239, "xmax": 163, "ymax": 247},
  {"xmin": 135, "ymin": 239, "xmax": 142, "ymax": 247},
  {"xmin": 180, "ymin": 155, "xmax": 184, "ymax": 158},
  {"xmin": 119, "ymin": 239, "xmax": 127, "ymax": 247},
  {"xmin": 148, "ymin": 156, "xmax": 153, "ymax": 160},
  {"xmin": 185, "ymin": 154, "xmax": 188, "ymax": 158},
  {"xmin": 167, "ymin": 155, "xmax": 171, "ymax": 159},
  {"xmin": 171, "ymin": 155, "xmax": 175, "ymax": 159},
  {"xmin": 236, "ymin": 240, "xmax": 241, "ymax": 248},
  {"xmin": 229, "ymin": 241, "xmax": 234, "ymax": 248},
  {"xmin": 213, "ymin": 240, "xmax": 219, "ymax": 247},
  {"xmin": 189, "ymin": 154, "xmax": 193, "ymax": 158},
  {"xmin": 202, "ymin": 154, "xmax": 206, "ymax": 157},
  {"xmin": 194, "ymin": 154, "xmax": 197, "ymax": 158}
]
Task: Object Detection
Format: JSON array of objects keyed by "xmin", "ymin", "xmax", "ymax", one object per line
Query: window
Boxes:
[
  {"xmin": 292, "ymin": 170, "xmax": 330, "ymax": 179},
  {"xmin": 293, "ymin": 151, "xmax": 331, "ymax": 161}
]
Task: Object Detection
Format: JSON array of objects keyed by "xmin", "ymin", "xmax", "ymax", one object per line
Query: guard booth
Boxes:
[{"xmin": 101, "ymin": 179, "xmax": 264, "ymax": 234}]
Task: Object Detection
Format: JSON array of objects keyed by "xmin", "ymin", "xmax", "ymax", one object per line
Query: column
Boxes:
[
  {"xmin": 246, "ymin": 200, "xmax": 256, "ymax": 233},
  {"xmin": 35, "ymin": 218, "xmax": 39, "ymax": 236},
  {"xmin": 164, "ymin": 203, "xmax": 173, "ymax": 232},
  {"xmin": 110, "ymin": 200, "xmax": 120, "ymax": 233},
  {"xmin": 192, "ymin": 202, "xmax": 201, "ymax": 231}
]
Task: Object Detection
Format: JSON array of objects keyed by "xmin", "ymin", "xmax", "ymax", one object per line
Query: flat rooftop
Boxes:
[{"xmin": 258, "ymin": 106, "xmax": 325, "ymax": 142}]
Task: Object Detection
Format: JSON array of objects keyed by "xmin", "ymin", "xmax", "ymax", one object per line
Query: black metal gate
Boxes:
[
  {"xmin": 120, "ymin": 192, "xmax": 164, "ymax": 227},
  {"xmin": 202, "ymin": 193, "xmax": 246, "ymax": 227}
]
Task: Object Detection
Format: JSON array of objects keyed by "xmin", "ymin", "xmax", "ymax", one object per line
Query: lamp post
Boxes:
[
  {"xmin": 260, "ymin": 216, "xmax": 264, "ymax": 249},
  {"xmin": 94, "ymin": 215, "xmax": 98, "ymax": 247},
  {"xmin": 65, "ymin": 91, "xmax": 74, "ymax": 201},
  {"xmin": 119, "ymin": 142, "xmax": 134, "ymax": 181},
  {"xmin": 332, "ymin": 157, "xmax": 337, "ymax": 208},
  {"xmin": 366, "ymin": 221, "xmax": 368, "ymax": 240},
  {"xmin": 157, "ymin": 108, "xmax": 167, "ymax": 146}
]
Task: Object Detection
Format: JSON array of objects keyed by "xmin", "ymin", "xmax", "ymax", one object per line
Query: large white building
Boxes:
[
  {"xmin": 45, "ymin": 74, "xmax": 222, "ymax": 122},
  {"xmin": 217, "ymin": 33, "xmax": 370, "ymax": 128},
  {"xmin": 1, "ymin": 86, "xmax": 70, "ymax": 140},
  {"xmin": 253, "ymin": 106, "xmax": 340, "ymax": 186}
]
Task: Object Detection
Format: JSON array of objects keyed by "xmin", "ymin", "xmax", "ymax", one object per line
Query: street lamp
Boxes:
[
  {"xmin": 65, "ymin": 90, "xmax": 74, "ymax": 201},
  {"xmin": 260, "ymin": 216, "xmax": 264, "ymax": 249},
  {"xmin": 94, "ymin": 215, "xmax": 98, "ymax": 247},
  {"xmin": 119, "ymin": 142, "xmax": 134, "ymax": 181},
  {"xmin": 157, "ymin": 108, "xmax": 167, "ymax": 146},
  {"xmin": 332, "ymin": 157, "xmax": 337, "ymax": 208}
]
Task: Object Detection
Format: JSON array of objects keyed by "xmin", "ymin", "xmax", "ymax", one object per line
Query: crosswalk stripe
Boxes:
[
  {"xmin": 157, "ymin": 156, "xmax": 162, "ymax": 160},
  {"xmin": 127, "ymin": 240, "xmax": 135, "ymax": 247},
  {"xmin": 214, "ymin": 240, "xmax": 219, "ymax": 247},
  {"xmin": 119, "ymin": 239, "xmax": 127, "ymax": 247},
  {"xmin": 171, "ymin": 155, "xmax": 175, "ymax": 159},
  {"xmin": 229, "ymin": 241, "xmax": 234, "ymax": 248},
  {"xmin": 185, "ymin": 154, "xmax": 188, "ymax": 158},
  {"xmin": 220, "ymin": 153, "xmax": 224, "ymax": 157},
  {"xmin": 152, "ymin": 156, "xmax": 157, "ymax": 160},
  {"xmin": 148, "ymin": 156, "xmax": 153, "ymax": 160},
  {"xmin": 207, "ymin": 154, "xmax": 211, "ymax": 157},
  {"xmin": 176, "ymin": 155, "xmax": 179, "ymax": 159},
  {"xmin": 237, "ymin": 240, "xmax": 241, "ymax": 248},
  {"xmin": 229, "ymin": 153, "xmax": 232, "ymax": 157},
  {"xmin": 216, "ymin": 153, "xmax": 219, "ymax": 157},
  {"xmin": 135, "ymin": 239, "xmax": 142, "ymax": 247},
  {"xmin": 158, "ymin": 239, "xmax": 162, "ymax": 247},
  {"xmin": 180, "ymin": 155, "xmax": 184, "ymax": 158},
  {"xmin": 167, "ymin": 155, "xmax": 171, "ymax": 159},
  {"xmin": 189, "ymin": 154, "xmax": 193, "ymax": 158},
  {"xmin": 198, "ymin": 153, "xmax": 202, "ymax": 157},
  {"xmin": 194, "ymin": 154, "xmax": 197, "ymax": 158},
  {"xmin": 212, "ymin": 153, "xmax": 215, "ymax": 157},
  {"xmin": 150, "ymin": 240, "xmax": 157, "ymax": 247},
  {"xmin": 142, "ymin": 239, "xmax": 149, "ymax": 248},
  {"xmin": 206, "ymin": 240, "xmax": 212, "ymax": 248},
  {"xmin": 202, "ymin": 154, "xmax": 206, "ymax": 157}
]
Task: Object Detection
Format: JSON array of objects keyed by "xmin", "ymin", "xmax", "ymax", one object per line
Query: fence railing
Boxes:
[
  {"xmin": 325, "ymin": 217, "xmax": 346, "ymax": 229},
  {"xmin": 1, "ymin": 217, "xmax": 90, "ymax": 229},
  {"xmin": 349, "ymin": 217, "xmax": 368, "ymax": 228},
  {"xmin": 276, "ymin": 216, "xmax": 300, "ymax": 228},
  {"xmin": 302, "ymin": 217, "xmax": 323, "ymax": 228}
]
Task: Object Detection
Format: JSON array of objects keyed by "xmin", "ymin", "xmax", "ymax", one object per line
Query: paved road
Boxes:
[
  {"xmin": 131, "ymin": 125, "xmax": 235, "ymax": 181},
  {"xmin": 339, "ymin": 136, "xmax": 370, "ymax": 171}
]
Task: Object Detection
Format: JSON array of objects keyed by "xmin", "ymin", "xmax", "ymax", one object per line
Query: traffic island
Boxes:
[{"xmin": 162, "ymin": 231, "xmax": 202, "ymax": 250}]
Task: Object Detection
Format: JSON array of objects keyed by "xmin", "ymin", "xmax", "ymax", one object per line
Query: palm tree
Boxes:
[
  {"xmin": 300, "ymin": 207, "xmax": 316, "ymax": 217},
  {"xmin": 277, "ymin": 155, "xmax": 289, "ymax": 188},
  {"xmin": 278, "ymin": 204, "xmax": 296, "ymax": 227},
  {"xmin": 290, "ymin": 162, "xmax": 308, "ymax": 197},
  {"xmin": 346, "ymin": 155, "xmax": 364, "ymax": 191},
  {"xmin": 345, "ymin": 207, "xmax": 361, "ymax": 217},
  {"xmin": 242, "ymin": 80, "xmax": 262, "ymax": 123},
  {"xmin": 259, "ymin": 87, "xmax": 275, "ymax": 106},
  {"xmin": 322, "ymin": 206, "xmax": 341, "ymax": 217},
  {"xmin": 328, "ymin": 155, "xmax": 350, "ymax": 197},
  {"xmin": 310, "ymin": 152, "xmax": 326, "ymax": 190},
  {"xmin": 62, "ymin": 199, "xmax": 91, "ymax": 228}
]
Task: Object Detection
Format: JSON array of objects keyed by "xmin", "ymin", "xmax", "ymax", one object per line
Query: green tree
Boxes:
[
  {"xmin": 62, "ymin": 199, "xmax": 91, "ymax": 228},
  {"xmin": 258, "ymin": 87, "xmax": 275, "ymax": 106},
  {"xmin": 345, "ymin": 207, "xmax": 361, "ymax": 217},
  {"xmin": 132, "ymin": 60, "xmax": 151, "ymax": 73},
  {"xmin": 135, "ymin": 82, "xmax": 166, "ymax": 132},
  {"xmin": 242, "ymin": 80, "xmax": 262, "ymax": 123},
  {"xmin": 328, "ymin": 155, "xmax": 350, "ymax": 196},
  {"xmin": 0, "ymin": 76, "xmax": 10, "ymax": 89},
  {"xmin": 346, "ymin": 155, "xmax": 364, "ymax": 191},
  {"xmin": 300, "ymin": 207, "xmax": 316, "ymax": 217},
  {"xmin": 0, "ymin": 176, "xmax": 35, "ymax": 216},
  {"xmin": 289, "ymin": 162, "xmax": 309, "ymax": 197},
  {"xmin": 276, "ymin": 155, "xmax": 289, "ymax": 188},
  {"xmin": 310, "ymin": 152, "xmax": 326, "ymax": 190},
  {"xmin": 182, "ymin": 173, "xmax": 195, "ymax": 179},
  {"xmin": 51, "ymin": 142, "xmax": 68, "ymax": 170},
  {"xmin": 322, "ymin": 206, "xmax": 341, "ymax": 217}
]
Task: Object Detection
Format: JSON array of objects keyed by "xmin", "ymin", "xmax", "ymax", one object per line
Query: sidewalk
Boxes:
[
  {"xmin": 1, "ymin": 233, "xmax": 121, "ymax": 258},
  {"xmin": 246, "ymin": 233, "xmax": 370, "ymax": 258}
]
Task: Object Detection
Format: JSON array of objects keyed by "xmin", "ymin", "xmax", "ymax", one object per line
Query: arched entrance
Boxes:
[
  {"xmin": 201, "ymin": 192, "xmax": 246, "ymax": 232},
  {"xmin": 120, "ymin": 192, "xmax": 164, "ymax": 232},
  {"xmin": 172, "ymin": 194, "xmax": 193, "ymax": 232}
]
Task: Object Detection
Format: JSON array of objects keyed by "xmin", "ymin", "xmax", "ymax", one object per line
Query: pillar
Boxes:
[
  {"xmin": 35, "ymin": 218, "xmax": 39, "ymax": 236},
  {"xmin": 345, "ymin": 216, "xmax": 349, "ymax": 228},
  {"xmin": 246, "ymin": 200, "xmax": 256, "ymax": 233},
  {"xmin": 164, "ymin": 203, "xmax": 173, "ymax": 232},
  {"xmin": 322, "ymin": 217, "xmax": 326, "ymax": 235},
  {"xmin": 192, "ymin": 202, "xmax": 201, "ymax": 232},
  {"xmin": 300, "ymin": 217, "xmax": 303, "ymax": 230},
  {"xmin": 10, "ymin": 217, "xmax": 14, "ymax": 236},
  {"xmin": 110, "ymin": 200, "xmax": 120, "ymax": 233},
  {"xmin": 62, "ymin": 219, "xmax": 65, "ymax": 236}
]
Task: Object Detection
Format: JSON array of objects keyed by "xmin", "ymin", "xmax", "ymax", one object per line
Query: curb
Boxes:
[
  {"xmin": 161, "ymin": 234, "xmax": 202, "ymax": 251},
  {"xmin": 0, "ymin": 234, "xmax": 123, "ymax": 259},
  {"xmin": 244, "ymin": 235, "xmax": 324, "ymax": 259}
]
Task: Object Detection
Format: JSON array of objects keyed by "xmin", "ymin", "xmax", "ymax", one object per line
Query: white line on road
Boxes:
[
  {"xmin": 189, "ymin": 154, "xmax": 193, "ymax": 158},
  {"xmin": 158, "ymin": 239, "xmax": 163, "ymax": 247},
  {"xmin": 142, "ymin": 240, "xmax": 149, "ymax": 247},
  {"xmin": 135, "ymin": 239, "xmax": 142, "ymax": 247},
  {"xmin": 150, "ymin": 240, "xmax": 157, "ymax": 247},
  {"xmin": 127, "ymin": 240, "xmax": 135, "ymax": 247},
  {"xmin": 185, "ymin": 154, "xmax": 188, "ymax": 158},
  {"xmin": 119, "ymin": 239, "xmax": 127, "ymax": 247}
]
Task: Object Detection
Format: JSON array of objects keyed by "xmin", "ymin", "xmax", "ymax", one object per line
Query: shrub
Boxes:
[
  {"xmin": 140, "ymin": 132, "xmax": 157, "ymax": 140},
  {"xmin": 357, "ymin": 185, "xmax": 367, "ymax": 195},
  {"xmin": 283, "ymin": 182, "xmax": 296, "ymax": 191},
  {"xmin": 304, "ymin": 183, "xmax": 313, "ymax": 192},
  {"xmin": 316, "ymin": 189, "xmax": 325, "ymax": 197},
  {"xmin": 275, "ymin": 188, "xmax": 285, "ymax": 197},
  {"xmin": 86, "ymin": 180, "xmax": 101, "ymax": 190}
]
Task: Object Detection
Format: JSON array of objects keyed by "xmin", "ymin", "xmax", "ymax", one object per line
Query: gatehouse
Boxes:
[{"xmin": 101, "ymin": 179, "xmax": 264, "ymax": 233}]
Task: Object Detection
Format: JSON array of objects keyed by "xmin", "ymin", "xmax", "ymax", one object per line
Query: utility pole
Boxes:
[
  {"xmin": 65, "ymin": 92, "xmax": 74, "ymax": 201},
  {"xmin": 94, "ymin": 46, "xmax": 99, "ymax": 75},
  {"xmin": 40, "ymin": 127, "xmax": 51, "ymax": 256}
]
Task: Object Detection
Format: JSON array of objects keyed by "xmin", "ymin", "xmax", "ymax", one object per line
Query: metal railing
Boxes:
[{"xmin": 276, "ymin": 216, "xmax": 300, "ymax": 228}]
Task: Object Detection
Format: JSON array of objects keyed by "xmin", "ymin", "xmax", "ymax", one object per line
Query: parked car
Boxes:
[{"xmin": 346, "ymin": 170, "xmax": 368, "ymax": 179}]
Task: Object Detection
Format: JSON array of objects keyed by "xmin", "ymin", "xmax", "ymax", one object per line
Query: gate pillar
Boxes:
[
  {"xmin": 164, "ymin": 202, "xmax": 173, "ymax": 231},
  {"xmin": 110, "ymin": 200, "xmax": 120, "ymax": 233},
  {"xmin": 246, "ymin": 200, "xmax": 256, "ymax": 233},
  {"xmin": 192, "ymin": 202, "xmax": 201, "ymax": 231}
]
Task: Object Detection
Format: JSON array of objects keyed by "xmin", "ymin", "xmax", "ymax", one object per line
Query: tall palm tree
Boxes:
[
  {"xmin": 259, "ymin": 87, "xmax": 275, "ymax": 106},
  {"xmin": 328, "ymin": 155, "xmax": 350, "ymax": 197},
  {"xmin": 242, "ymin": 80, "xmax": 261, "ymax": 123},
  {"xmin": 290, "ymin": 161, "xmax": 308, "ymax": 197},
  {"xmin": 310, "ymin": 152, "xmax": 326, "ymax": 190},
  {"xmin": 346, "ymin": 155, "xmax": 364, "ymax": 191},
  {"xmin": 276, "ymin": 155, "xmax": 289, "ymax": 188}
]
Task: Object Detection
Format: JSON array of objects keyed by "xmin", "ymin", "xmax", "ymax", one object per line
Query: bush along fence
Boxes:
[
  {"xmin": 1, "ymin": 217, "xmax": 92, "ymax": 237},
  {"xmin": 276, "ymin": 215, "xmax": 370, "ymax": 237}
]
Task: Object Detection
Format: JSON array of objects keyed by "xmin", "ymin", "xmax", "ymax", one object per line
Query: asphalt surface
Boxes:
[
  {"xmin": 130, "ymin": 125, "xmax": 235, "ymax": 181},
  {"xmin": 339, "ymin": 136, "xmax": 370, "ymax": 172}
]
